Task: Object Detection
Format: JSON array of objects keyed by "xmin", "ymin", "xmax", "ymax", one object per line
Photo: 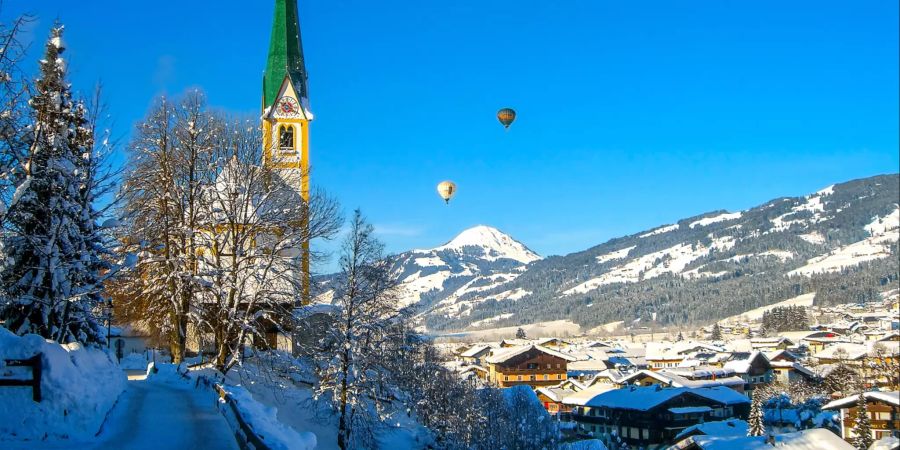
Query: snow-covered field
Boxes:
[
  {"xmin": 720, "ymin": 292, "xmax": 816, "ymax": 322},
  {"xmin": 438, "ymin": 319, "xmax": 582, "ymax": 340},
  {"xmin": 0, "ymin": 328, "xmax": 126, "ymax": 443}
]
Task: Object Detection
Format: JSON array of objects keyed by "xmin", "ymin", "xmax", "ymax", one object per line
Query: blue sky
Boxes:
[{"xmin": 7, "ymin": 0, "xmax": 899, "ymax": 269}]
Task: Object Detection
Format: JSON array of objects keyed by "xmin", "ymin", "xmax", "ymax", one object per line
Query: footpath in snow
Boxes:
[{"xmin": 5, "ymin": 365, "xmax": 239, "ymax": 450}]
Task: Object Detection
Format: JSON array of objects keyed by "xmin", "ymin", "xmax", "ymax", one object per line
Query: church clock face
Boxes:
[{"xmin": 277, "ymin": 97, "xmax": 300, "ymax": 116}]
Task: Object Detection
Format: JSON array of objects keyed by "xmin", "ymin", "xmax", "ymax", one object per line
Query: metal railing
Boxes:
[{"xmin": 195, "ymin": 375, "xmax": 272, "ymax": 450}]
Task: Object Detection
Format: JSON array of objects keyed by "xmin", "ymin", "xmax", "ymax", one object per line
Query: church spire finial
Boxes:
[{"xmin": 263, "ymin": 0, "xmax": 308, "ymax": 110}]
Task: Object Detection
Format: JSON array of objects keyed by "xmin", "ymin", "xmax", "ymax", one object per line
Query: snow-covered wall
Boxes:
[{"xmin": 0, "ymin": 327, "xmax": 126, "ymax": 442}]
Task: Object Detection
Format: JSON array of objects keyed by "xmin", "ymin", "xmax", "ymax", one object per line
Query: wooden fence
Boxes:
[{"xmin": 0, "ymin": 353, "xmax": 42, "ymax": 402}]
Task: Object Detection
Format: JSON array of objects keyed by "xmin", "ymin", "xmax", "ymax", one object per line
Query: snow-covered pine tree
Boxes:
[
  {"xmin": 711, "ymin": 323, "xmax": 723, "ymax": 340},
  {"xmin": 0, "ymin": 26, "xmax": 106, "ymax": 344},
  {"xmin": 515, "ymin": 327, "xmax": 526, "ymax": 339},
  {"xmin": 852, "ymin": 393, "xmax": 874, "ymax": 450},
  {"xmin": 676, "ymin": 331, "xmax": 684, "ymax": 341},
  {"xmin": 748, "ymin": 389, "xmax": 766, "ymax": 436}
]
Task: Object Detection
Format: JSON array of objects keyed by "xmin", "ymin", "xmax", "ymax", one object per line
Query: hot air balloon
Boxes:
[
  {"xmin": 497, "ymin": 108, "xmax": 516, "ymax": 129},
  {"xmin": 437, "ymin": 181, "xmax": 457, "ymax": 204}
]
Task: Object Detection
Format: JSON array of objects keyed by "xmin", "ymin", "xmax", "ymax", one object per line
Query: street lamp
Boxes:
[{"xmin": 104, "ymin": 299, "xmax": 114, "ymax": 349}]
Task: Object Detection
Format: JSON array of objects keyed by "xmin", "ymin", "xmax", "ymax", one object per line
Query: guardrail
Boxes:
[
  {"xmin": 195, "ymin": 375, "xmax": 272, "ymax": 450},
  {"xmin": 0, "ymin": 353, "xmax": 42, "ymax": 402}
]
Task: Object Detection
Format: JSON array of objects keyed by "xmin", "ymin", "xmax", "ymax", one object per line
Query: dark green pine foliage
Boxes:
[
  {"xmin": 0, "ymin": 26, "xmax": 106, "ymax": 345},
  {"xmin": 761, "ymin": 306, "xmax": 809, "ymax": 336},
  {"xmin": 852, "ymin": 393, "xmax": 874, "ymax": 450}
]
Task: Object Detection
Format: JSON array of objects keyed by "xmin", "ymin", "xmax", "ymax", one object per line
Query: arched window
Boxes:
[{"xmin": 278, "ymin": 125, "xmax": 295, "ymax": 150}]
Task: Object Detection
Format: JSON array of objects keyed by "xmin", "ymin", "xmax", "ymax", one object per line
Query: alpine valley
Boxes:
[{"xmin": 319, "ymin": 173, "xmax": 900, "ymax": 333}]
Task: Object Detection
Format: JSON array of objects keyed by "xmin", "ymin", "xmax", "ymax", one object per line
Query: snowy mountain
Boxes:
[{"xmin": 417, "ymin": 174, "xmax": 899, "ymax": 332}]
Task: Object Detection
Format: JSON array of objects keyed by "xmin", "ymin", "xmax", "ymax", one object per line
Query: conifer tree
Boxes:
[
  {"xmin": 676, "ymin": 331, "xmax": 684, "ymax": 341},
  {"xmin": 516, "ymin": 327, "xmax": 526, "ymax": 339},
  {"xmin": 711, "ymin": 323, "xmax": 723, "ymax": 340},
  {"xmin": 852, "ymin": 393, "xmax": 874, "ymax": 450},
  {"xmin": 0, "ymin": 26, "xmax": 107, "ymax": 344},
  {"xmin": 748, "ymin": 390, "xmax": 766, "ymax": 437}
]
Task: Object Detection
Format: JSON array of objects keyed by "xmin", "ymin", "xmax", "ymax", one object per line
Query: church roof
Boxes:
[{"xmin": 263, "ymin": 0, "xmax": 309, "ymax": 109}]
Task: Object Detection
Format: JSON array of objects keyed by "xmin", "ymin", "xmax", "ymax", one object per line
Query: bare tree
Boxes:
[
  {"xmin": 117, "ymin": 92, "xmax": 215, "ymax": 362},
  {"xmin": 313, "ymin": 210, "xmax": 406, "ymax": 450},
  {"xmin": 196, "ymin": 116, "xmax": 340, "ymax": 373},
  {"xmin": 0, "ymin": 11, "xmax": 34, "ymax": 221}
]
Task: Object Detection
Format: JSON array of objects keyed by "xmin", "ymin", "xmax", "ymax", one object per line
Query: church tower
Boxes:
[{"xmin": 262, "ymin": 0, "xmax": 312, "ymax": 304}]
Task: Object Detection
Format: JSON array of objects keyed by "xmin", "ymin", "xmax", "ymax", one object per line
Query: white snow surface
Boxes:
[
  {"xmin": 595, "ymin": 246, "xmax": 635, "ymax": 264},
  {"xmin": 689, "ymin": 212, "xmax": 742, "ymax": 229},
  {"xmin": 430, "ymin": 225, "xmax": 540, "ymax": 264},
  {"xmin": 564, "ymin": 237, "xmax": 735, "ymax": 295},
  {"xmin": 639, "ymin": 224, "xmax": 679, "ymax": 238},
  {"xmin": 0, "ymin": 327, "xmax": 126, "ymax": 442},
  {"xmin": 789, "ymin": 208, "xmax": 899, "ymax": 276}
]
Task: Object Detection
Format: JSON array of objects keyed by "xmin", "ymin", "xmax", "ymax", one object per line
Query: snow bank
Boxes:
[
  {"xmin": 0, "ymin": 327, "xmax": 126, "ymax": 442},
  {"xmin": 221, "ymin": 384, "xmax": 317, "ymax": 450},
  {"xmin": 560, "ymin": 439, "xmax": 609, "ymax": 450}
]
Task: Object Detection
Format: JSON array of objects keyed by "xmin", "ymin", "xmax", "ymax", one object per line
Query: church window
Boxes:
[{"xmin": 279, "ymin": 125, "xmax": 295, "ymax": 150}]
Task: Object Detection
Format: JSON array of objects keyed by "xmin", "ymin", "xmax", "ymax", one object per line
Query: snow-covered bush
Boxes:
[{"xmin": 0, "ymin": 326, "xmax": 125, "ymax": 442}]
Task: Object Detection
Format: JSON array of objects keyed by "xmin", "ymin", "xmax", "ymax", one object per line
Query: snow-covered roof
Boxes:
[
  {"xmin": 823, "ymin": 391, "xmax": 900, "ymax": 411},
  {"xmin": 460, "ymin": 344, "xmax": 492, "ymax": 358},
  {"xmin": 566, "ymin": 385, "xmax": 748, "ymax": 410},
  {"xmin": 679, "ymin": 428, "xmax": 853, "ymax": 450},
  {"xmin": 674, "ymin": 419, "xmax": 748, "ymax": 440},
  {"xmin": 485, "ymin": 344, "xmax": 577, "ymax": 364},
  {"xmin": 722, "ymin": 351, "xmax": 769, "ymax": 374},
  {"xmin": 813, "ymin": 342, "xmax": 869, "ymax": 360}
]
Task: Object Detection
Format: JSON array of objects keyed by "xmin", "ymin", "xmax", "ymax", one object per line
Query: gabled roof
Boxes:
[
  {"xmin": 460, "ymin": 344, "xmax": 492, "ymax": 358},
  {"xmin": 823, "ymin": 391, "xmax": 900, "ymax": 410},
  {"xmin": 678, "ymin": 428, "xmax": 853, "ymax": 450},
  {"xmin": 485, "ymin": 344, "xmax": 577, "ymax": 364},
  {"xmin": 568, "ymin": 385, "xmax": 748, "ymax": 411}
]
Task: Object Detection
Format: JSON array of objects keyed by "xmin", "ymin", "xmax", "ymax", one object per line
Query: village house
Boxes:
[
  {"xmin": 618, "ymin": 368, "xmax": 746, "ymax": 393},
  {"xmin": 567, "ymin": 385, "xmax": 750, "ymax": 448},
  {"xmin": 458, "ymin": 344, "xmax": 492, "ymax": 366},
  {"xmin": 823, "ymin": 391, "xmax": 900, "ymax": 444},
  {"xmin": 766, "ymin": 350, "xmax": 819, "ymax": 384},
  {"xmin": 485, "ymin": 344, "xmax": 576, "ymax": 388},
  {"xmin": 722, "ymin": 351, "xmax": 773, "ymax": 396},
  {"xmin": 749, "ymin": 336, "xmax": 795, "ymax": 352}
]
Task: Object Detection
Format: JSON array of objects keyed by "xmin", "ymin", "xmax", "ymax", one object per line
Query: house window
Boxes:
[
  {"xmin": 527, "ymin": 363, "xmax": 537, "ymax": 369},
  {"xmin": 278, "ymin": 125, "xmax": 295, "ymax": 150},
  {"xmin": 544, "ymin": 374, "xmax": 549, "ymax": 380}
]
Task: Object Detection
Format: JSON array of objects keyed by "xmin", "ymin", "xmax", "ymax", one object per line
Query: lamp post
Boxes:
[{"xmin": 104, "ymin": 299, "xmax": 113, "ymax": 349}]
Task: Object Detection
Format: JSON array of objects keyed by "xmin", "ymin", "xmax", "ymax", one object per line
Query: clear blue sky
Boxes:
[{"xmin": 7, "ymin": 0, "xmax": 899, "ymax": 268}]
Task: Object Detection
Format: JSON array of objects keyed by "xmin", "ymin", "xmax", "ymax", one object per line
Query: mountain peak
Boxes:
[{"xmin": 432, "ymin": 225, "xmax": 541, "ymax": 264}]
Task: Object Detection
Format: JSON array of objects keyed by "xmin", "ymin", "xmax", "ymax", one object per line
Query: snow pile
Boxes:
[
  {"xmin": 560, "ymin": 439, "xmax": 609, "ymax": 450},
  {"xmin": 0, "ymin": 327, "xmax": 125, "ymax": 442},
  {"xmin": 221, "ymin": 384, "xmax": 317, "ymax": 450},
  {"xmin": 118, "ymin": 352, "xmax": 150, "ymax": 371}
]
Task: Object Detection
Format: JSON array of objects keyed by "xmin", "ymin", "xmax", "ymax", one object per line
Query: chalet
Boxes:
[
  {"xmin": 499, "ymin": 338, "xmax": 530, "ymax": 348},
  {"xmin": 823, "ymin": 391, "xmax": 900, "ymax": 444},
  {"xmin": 766, "ymin": 350, "xmax": 818, "ymax": 384},
  {"xmin": 722, "ymin": 351, "xmax": 773, "ymax": 395},
  {"xmin": 485, "ymin": 344, "xmax": 576, "ymax": 388},
  {"xmin": 459, "ymin": 365, "xmax": 488, "ymax": 381},
  {"xmin": 749, "ymin": 336, "xmax": 795, "ymax": 352},
  {"xmin": 459, "ymin": 344, "xmax": 492, "ymax": 366},
  {"xmin": 536, "ymin": 384, "xmax": 578, "ymax": 417},
  {"xmin": 567, "ymin": 359, "xmax": 609, "ymax": 380},
  {"xmin": 537, "ymin": 337, "xmax": 572, "ymax": 350},
  {"xmin": 568, "ymin": 385, "xmax": 750, "ymax": 448},
  {"xmin": 618, "ymin": 368, "xmax": 745, "ymax": 393}
]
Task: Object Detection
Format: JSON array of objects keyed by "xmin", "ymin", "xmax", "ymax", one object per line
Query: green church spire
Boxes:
[{"xmin": 263, "ymin": 0, "xmax": 308, "ymax": 110}]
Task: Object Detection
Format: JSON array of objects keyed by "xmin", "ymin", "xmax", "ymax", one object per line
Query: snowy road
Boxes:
[{"xmin": 8, "ymin": 374, "xmax": 239, "ymax": 450}]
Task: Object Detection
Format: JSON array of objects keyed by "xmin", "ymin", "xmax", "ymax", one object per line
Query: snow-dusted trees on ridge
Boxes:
[
  {"xmin": 0, "ymin": 26, "xmax": 115, "ymax": 344},
  {"xmin": 115, "ymin": 91, "xmax": 340, "ymax": 366}
]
